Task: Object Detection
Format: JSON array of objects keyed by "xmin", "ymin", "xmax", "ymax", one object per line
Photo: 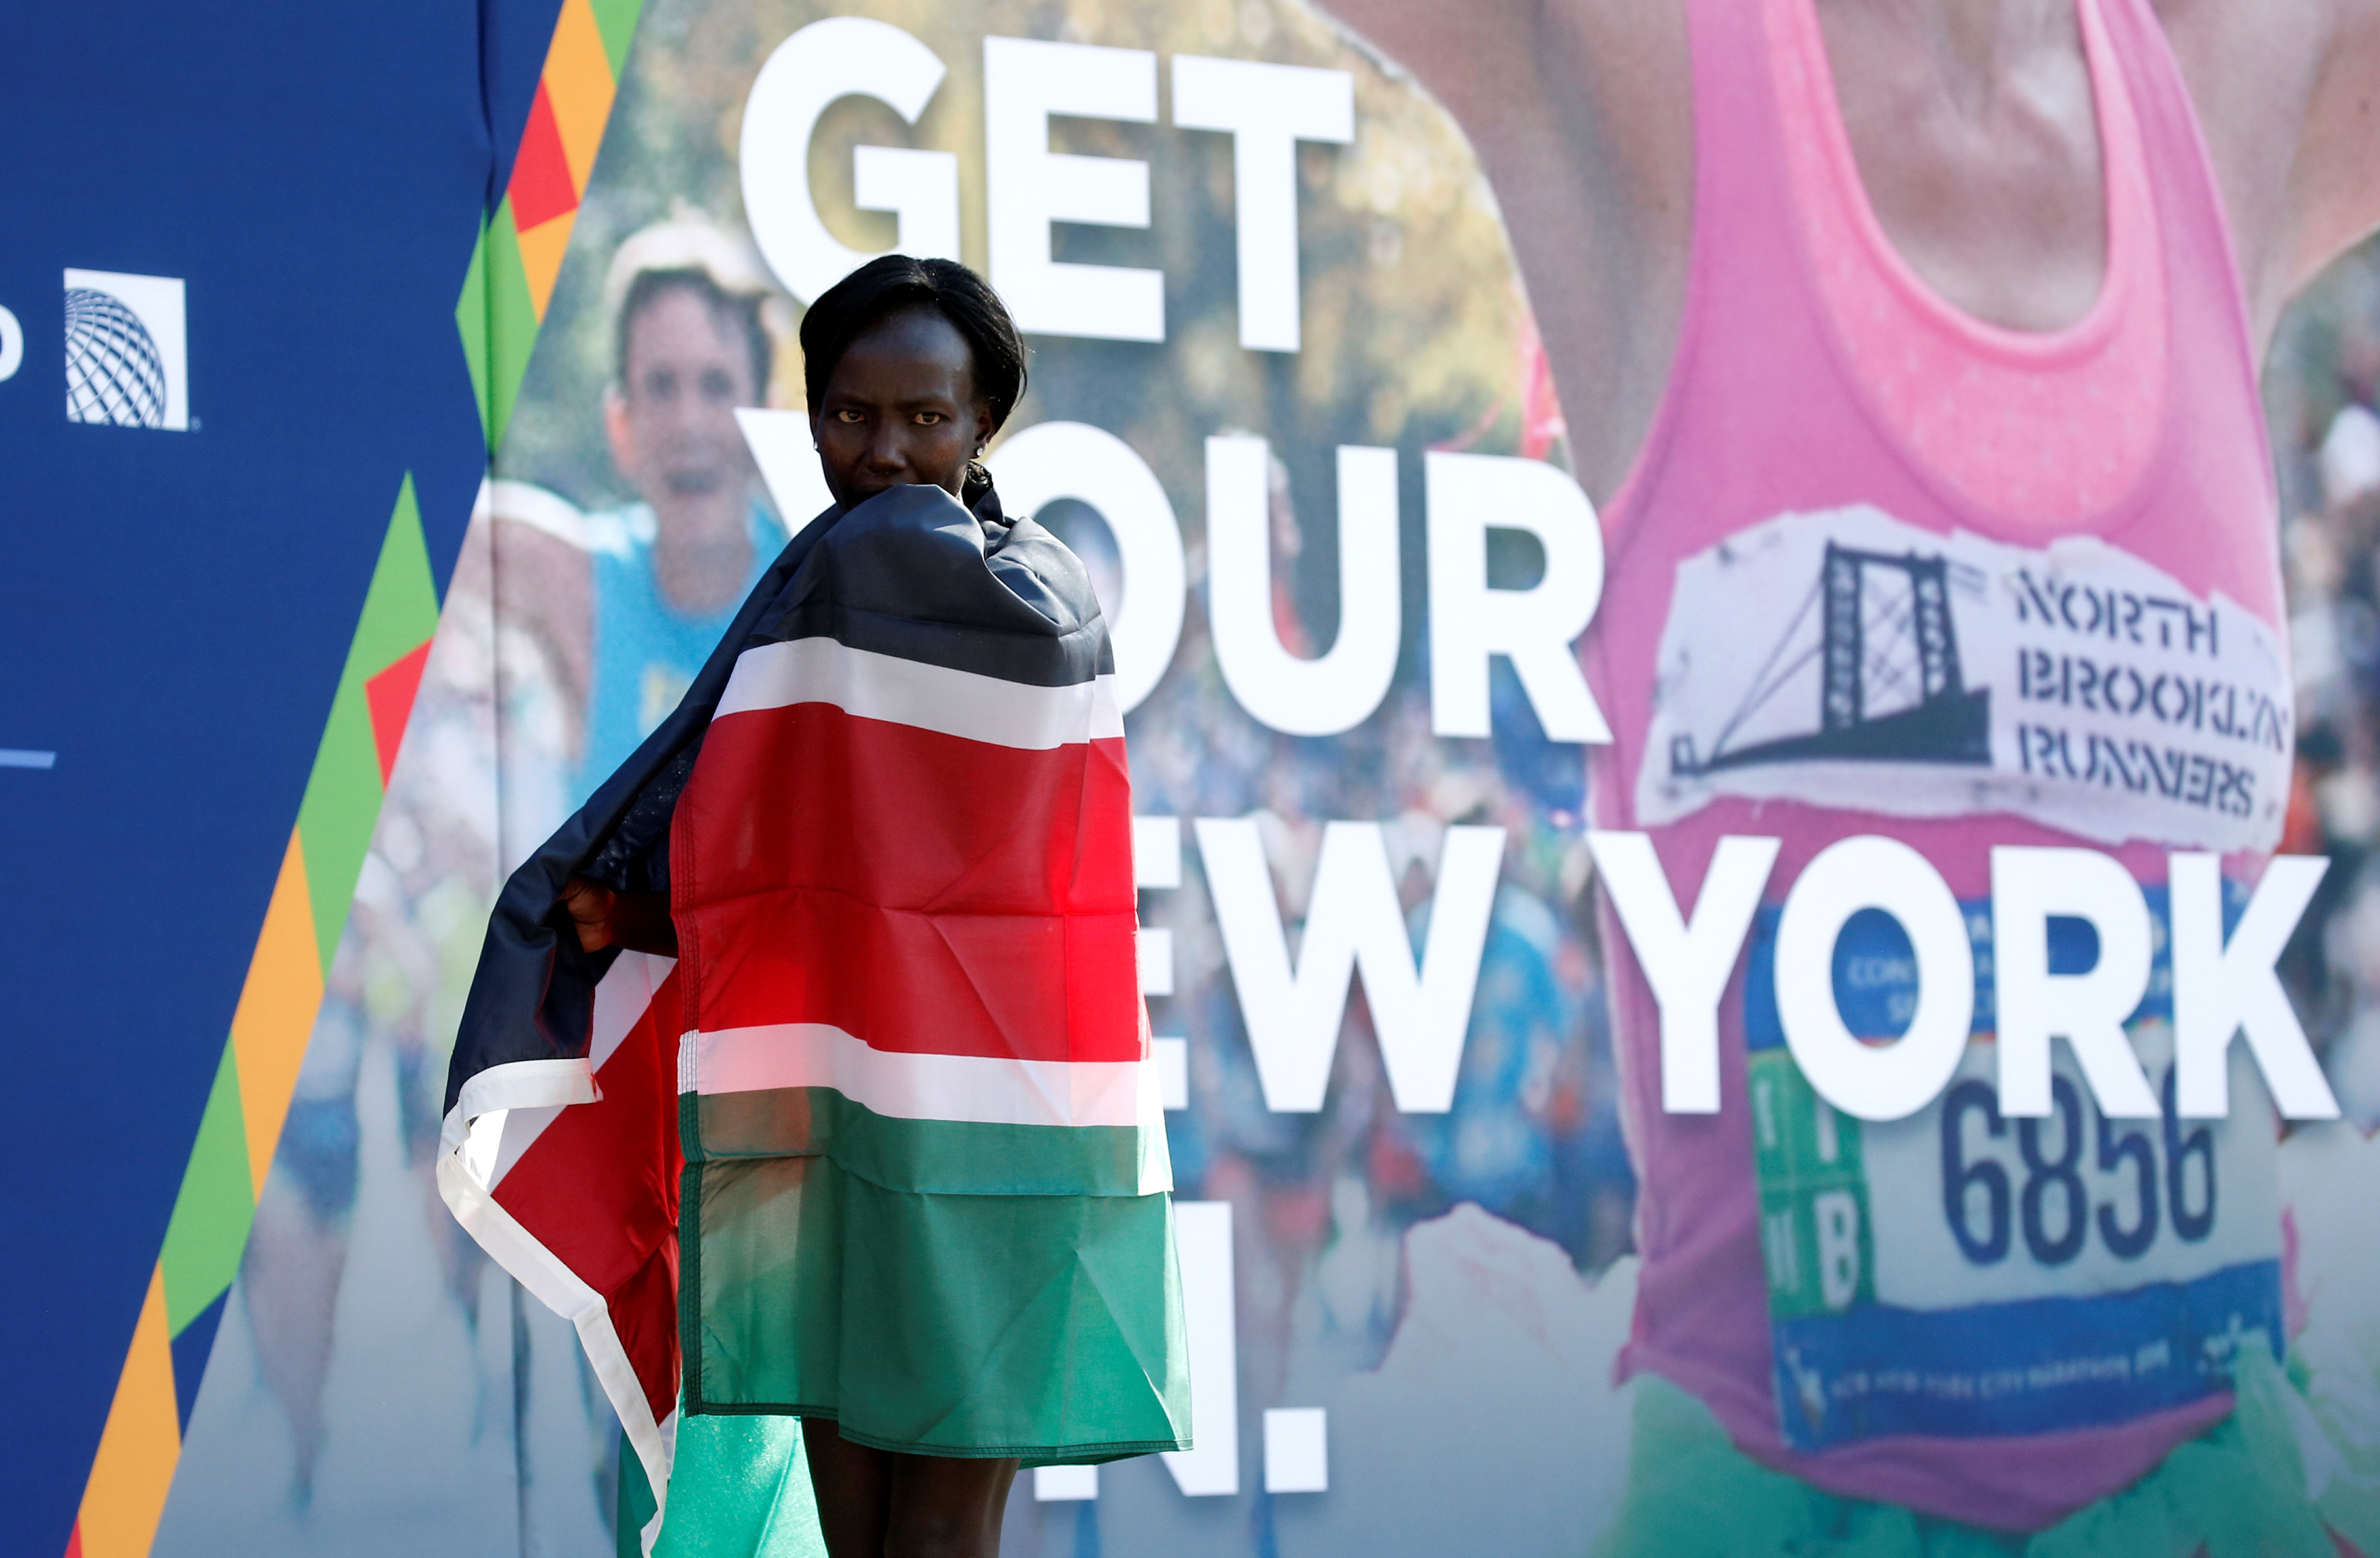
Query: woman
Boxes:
[
  {"xmin": 1308, "ymin": 0, "xmax": 2380, "ymax": 1547},
  {"xmin": 455, "ymin": 255, "xmax": 1187, "ymax": 1558}
]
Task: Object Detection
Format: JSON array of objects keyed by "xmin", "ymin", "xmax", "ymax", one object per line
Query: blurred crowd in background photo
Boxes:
[{"xmin": 2272, "ymin": 256, "xmax": 2380, "ymax": 1130}]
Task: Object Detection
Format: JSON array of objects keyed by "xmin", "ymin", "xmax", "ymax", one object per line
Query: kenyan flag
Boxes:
[{"xmin": 441, "ymin": 483, "xmax": 1189, "ymax": 1541}]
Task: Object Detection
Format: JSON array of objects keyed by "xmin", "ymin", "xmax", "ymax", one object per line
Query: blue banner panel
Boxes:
[{"xmin": 0, "ymin": 2, "xmax": 559, "ymax": 1546}]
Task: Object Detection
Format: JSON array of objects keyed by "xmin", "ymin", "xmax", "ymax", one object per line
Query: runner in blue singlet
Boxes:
[
  {"xmin": 574, "ymin": 495, "xmax": 780, "ymax": 802},
  {"xmin": 489, "ymin": 217, "xmax": 794, "ymax": 812}
]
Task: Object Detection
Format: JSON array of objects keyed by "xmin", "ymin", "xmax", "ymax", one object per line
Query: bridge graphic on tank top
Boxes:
[{"xmin": 1669, "ymin": 543, "xmax": 1992, "ymax": 777}]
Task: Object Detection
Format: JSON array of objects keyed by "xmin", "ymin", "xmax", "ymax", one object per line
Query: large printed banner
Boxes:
[{"xmin": 18, "ymin": 1, "xmax": 2380, "ymax": 1555}]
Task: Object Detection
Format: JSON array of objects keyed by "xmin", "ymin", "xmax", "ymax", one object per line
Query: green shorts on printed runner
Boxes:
[{"xmin": 1596, "ymin": 1338, "xmax": 2334, "ymax": 1558}]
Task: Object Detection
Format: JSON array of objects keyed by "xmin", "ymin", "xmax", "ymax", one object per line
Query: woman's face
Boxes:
[{"xmin": 811, "ymin": 307, "xmax": 996, "ymax": 511}]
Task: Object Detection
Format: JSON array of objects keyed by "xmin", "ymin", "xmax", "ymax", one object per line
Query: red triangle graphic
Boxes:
[
  {"xmin": 364, "ymin": 640, "xmax": 432, "ymax": 788},
  {"xmin": 507, "ymin": 82, "xmax": 579, "ymax": 232}
]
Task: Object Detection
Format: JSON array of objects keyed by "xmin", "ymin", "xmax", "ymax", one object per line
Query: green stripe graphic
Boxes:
[
  {"xmin": 293, "ymin": 478, "xmax": 439, "ymax": 964},
  {"xmin": 589, "ymin": 0, "xmax": 641, "ymax": 76},
  {"xmin": 158, "ymin": 1045, "xmax": 254, "ymax": 1334}
]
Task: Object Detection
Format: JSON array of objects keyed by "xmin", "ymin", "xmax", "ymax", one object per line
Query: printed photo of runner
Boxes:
[{"xmin": 148, "ymin": 2, "xmax": 2380, "ymax": 1555}]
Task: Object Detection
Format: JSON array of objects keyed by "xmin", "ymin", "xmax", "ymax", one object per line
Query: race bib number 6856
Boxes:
[{"xmin": 1744, "ymin": 892, "xmax": 2282, "ymax": 1450}]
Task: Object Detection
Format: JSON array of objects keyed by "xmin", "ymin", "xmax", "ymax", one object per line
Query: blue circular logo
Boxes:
[{"xmin": 65, "ymin": 287, "xmax": 167, "ymax": 428}]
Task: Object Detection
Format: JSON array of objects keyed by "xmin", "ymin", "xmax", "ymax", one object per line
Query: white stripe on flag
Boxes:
[
  {"xmin": 713, "ymin": 637, "xmax": 1123, "ymax": 748},
  {"xmin": 686, "ymin": 1022, "xmax": 1144, "ymax": 1129},
  {"xmin": 487, "ymin": 951, "xmax": 677, "ymax": 1189}
]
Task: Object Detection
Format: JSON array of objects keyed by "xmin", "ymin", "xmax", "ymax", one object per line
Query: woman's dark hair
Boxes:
[{"xmin": 800, "ymin": 255, "xmax": 1028, "ymax": 437}]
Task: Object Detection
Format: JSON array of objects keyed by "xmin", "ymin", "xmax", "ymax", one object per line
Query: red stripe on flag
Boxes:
[
  {"xmin": 682, "ymin": 893, "xmax": 1141, "ymax": 1062},
  {"xmin": 493, "ymin": 969, "xmax": 681, "ymax": 1293},
  {"xmin": 608, "ymin": 1242, "xmax": 681, "ymax": 1427},
  {"xmin": 676, "ymin": 702, "xmax": 1141, "ymax": 1062},
  {"xmin": 688, "ymin": 700, "xmax": 1134, "ymax": 912}
]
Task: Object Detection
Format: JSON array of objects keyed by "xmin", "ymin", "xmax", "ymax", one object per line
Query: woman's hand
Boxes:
[
  {"xmin": 561, "ymin": 875, "xmax": 618, "ymax": 953},
  {"xmin": 560, "ymin": 875, "xmax": 679, "ymax": 958}
]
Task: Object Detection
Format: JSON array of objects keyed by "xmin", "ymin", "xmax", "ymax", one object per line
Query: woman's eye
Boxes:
[
  {"xmin": 915, "ymin": 411, "xmax": 943, "ymax": 425},
  {"xmin": 836, "ymin": 409, "xmax": 864, "ymax": 424}
]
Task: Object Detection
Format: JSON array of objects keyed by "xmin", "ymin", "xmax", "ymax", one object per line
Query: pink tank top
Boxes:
[{"xmin": 1585, "ymin": 0, "xmax": 2293, "ymax": 1527}]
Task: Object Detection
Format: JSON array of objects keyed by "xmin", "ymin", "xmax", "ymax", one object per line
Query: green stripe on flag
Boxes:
[
  {"xmin": 160, "ymin": 1043, "xmax": 255, "ymax": 1334},
  {"xmin": 639, "ymin": 1417, "xmax": 825, "ymax": 1558},
  {"xmin": 690, "ymin": 1088, "xmax": 1152, "ymax": 1198},
  {"xmin": 683, "ymin": 1153, "xmax": 1189, "ymax": 1461}
]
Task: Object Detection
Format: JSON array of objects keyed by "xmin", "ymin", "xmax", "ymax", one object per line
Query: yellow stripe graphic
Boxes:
[
  {"xmin": 74, "ymin": 1268, "xmax": 177, "ymax": 1558},
  {"xmin": 228, "ymin": 831, "xmax": 324, "ymax": 1196}
]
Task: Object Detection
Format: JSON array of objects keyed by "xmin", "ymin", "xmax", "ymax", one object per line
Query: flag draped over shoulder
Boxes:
[{"xmin": 438, "ymin": 483, "xmax": 1185, "ymax": 1542}]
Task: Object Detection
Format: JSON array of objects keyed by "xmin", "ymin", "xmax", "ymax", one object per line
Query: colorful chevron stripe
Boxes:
[
  {"xmin": 67, "ymin": 481, "xmax": 439, "ymax": 1558},
  {"xmin": 65, "ymin": 2, "xmax": 646, "ymax": 1552},
  {"xmin": 458, "ymin": 0, "xmax": 643, "ymax": 448}
]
